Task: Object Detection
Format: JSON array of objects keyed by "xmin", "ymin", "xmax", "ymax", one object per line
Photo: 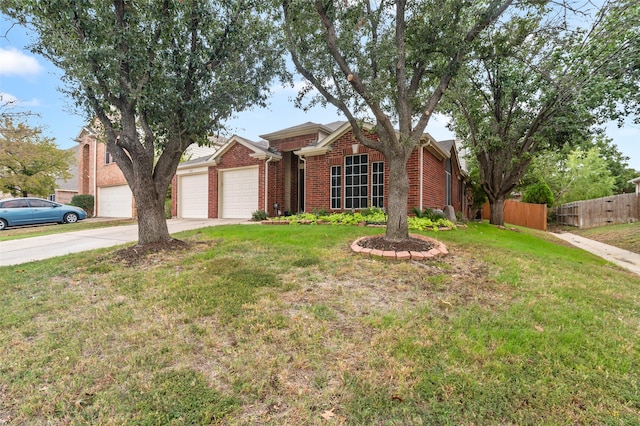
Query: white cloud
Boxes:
[
  {"xmin": 0, "ymin": 47, "xmax": 44, "ymax": 76},
  {"xmin": 0, "ymin": 92, "xmax": 41, "ymax": 108}
]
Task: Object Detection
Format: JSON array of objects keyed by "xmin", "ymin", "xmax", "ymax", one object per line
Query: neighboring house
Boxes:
[
  {"xmin": 171, "ymin": 121, "xmax": 469, "ymax": 219},
  {"xmin": 630, "ymin": 176, "xmax": 640, "ymax": 194},
  {"xmin": 52, "ymin": 145, "xmax": 79, "ymax": 204},
  {"xmin": 76, "ymin": 122, "xmax": 220, "ymax": 218},
  {"xmin": 76, "ymin": 125, "xmax": 135, "ymax": 218}
]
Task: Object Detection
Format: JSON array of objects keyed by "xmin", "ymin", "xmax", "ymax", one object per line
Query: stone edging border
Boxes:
[{"xmin": 350, "ymin": 233, "xmax": 448, "ymax": 261}]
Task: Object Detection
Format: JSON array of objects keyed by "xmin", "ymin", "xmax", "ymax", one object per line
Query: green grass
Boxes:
[
  {"xmin": 1, "ymin": 223, "xmax": 638, "ymax": 424},
  {"xmin": 0, "ymin": 218, "xmax": 136, "ymax": 242}
]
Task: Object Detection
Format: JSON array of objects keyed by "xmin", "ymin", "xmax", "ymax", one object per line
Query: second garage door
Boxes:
[
  {"xmin": 178, "ymin": 173, "xmax": 209, "ymax": 218},
  {"xmin": 220, "ymin": 167, "xmax": 258, "ymax": 218},
  {"xmin": 98, "ymin": 185, "xmax": 133, "ymax": 218}
]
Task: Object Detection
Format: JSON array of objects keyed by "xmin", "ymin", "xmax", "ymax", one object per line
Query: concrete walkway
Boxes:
[
  {"xmin": 0, "ymin": 218, "xmax": 249, "ymax": 267},
  {"xmin": 552, "ymin": 232, "xmax": 640, "ymax": 276}
]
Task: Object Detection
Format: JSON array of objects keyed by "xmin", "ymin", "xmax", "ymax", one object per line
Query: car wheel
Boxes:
[
  {"xmin": 0, "ymin": 219, "xmax": 7, "ymax": 231},
  {"xmin": 64, "ymin": 212, "xmax": 79, "ymax": 224}
]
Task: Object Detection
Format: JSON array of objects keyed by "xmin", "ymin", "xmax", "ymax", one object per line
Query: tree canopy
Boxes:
[
  {"xmin": 282, "ymin": 0, "xmax": 520, "ymax": 241},
  {"xmin": 2, "ymin": 0, "xmax": 284, "ymax": 245},
  {"xmin": 443, "ymin": 1, "xmax": 640, "ymax": 225},
  {"xmin": 0, "ymin": 117, "xmax": 73, "ymax": 197},
  {"xmin": 558, "ymin": 147, "xmax": 616, "ymax": 204}
]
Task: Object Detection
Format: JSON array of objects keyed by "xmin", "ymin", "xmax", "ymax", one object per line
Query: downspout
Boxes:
[
  {"xmin": 419, "ymin": 143, "xmax": 424, "ymax": 211},
  {"xmin": 93, "ymin": 137, "xmax": 97, "ymax": 216},
  {"xmin": 300, "ymin": 156, "xmax": 307, "ymax": 212},
  {"xmin": 265, "ymin": 157, "xmax": 272, "ymax": 213}
]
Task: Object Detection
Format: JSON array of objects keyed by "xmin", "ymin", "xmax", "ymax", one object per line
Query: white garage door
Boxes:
[
  {"xmin": 220, "ymin": 167, "xmax": 258, "ymax": 218},
  {"xmin": 179, "ymin": 173, "xmax": 209, "ymax": 218},
  {"xmin": 98, "ymin": 185, "xmax": 133, "ymax": 218}
]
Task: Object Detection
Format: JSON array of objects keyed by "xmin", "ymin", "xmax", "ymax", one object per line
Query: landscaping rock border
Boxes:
[{"xmin": 351, "ymin": 233, "xmax": 448, "ymax": 261}]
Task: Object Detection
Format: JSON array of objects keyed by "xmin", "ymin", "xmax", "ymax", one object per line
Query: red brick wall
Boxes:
[
  {"xmin": 303, "ymin": 132, "xmax": 461, "ymax": 216},
  {"xmin": 270, "ymin": 134, "xmax": 317, "ymax": 152},
  {"xmin": 304, "ymin": 131, "xmax": 386, "ymax": 213},
  {"xmin": 171, "ymin": 175, "xmax": 178, "ymax": 217}
]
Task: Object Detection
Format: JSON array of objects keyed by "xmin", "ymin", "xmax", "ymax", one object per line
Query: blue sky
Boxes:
[{"xmin": 1, "ymin": 15, "xmax": 639, "ymax": 171}]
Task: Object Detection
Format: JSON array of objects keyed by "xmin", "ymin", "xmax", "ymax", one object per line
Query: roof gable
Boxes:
[
  {"xmin": 259, "ymin": 121, "xmax": 341, "ymax": 141},
  {"xmin": 294, "ymin": 121, "xmax": 447, "ymax": 160},
  {"xmin": 212, "ymin": 135, "xmax": 281, "ymax": 163}
]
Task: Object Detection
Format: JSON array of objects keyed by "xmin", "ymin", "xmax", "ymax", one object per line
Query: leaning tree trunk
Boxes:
[{"xmin": 384, "ymin": 151, "xmax": 412, "ymax": 242}]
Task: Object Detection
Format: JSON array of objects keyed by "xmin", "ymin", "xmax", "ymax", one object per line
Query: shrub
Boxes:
[
  {"xmin": 413, "ymin": 207, "xmax": 445, "ymax": 221},
  {"xmin": 523, "ymin": 181, "xmax": 554, "ymax": 206},
  {"xmin": 70, "ymin": 194, "xmax": 94, "ymax": 217},
  {"xmin": 251, "ymin": 210, "xmax": 268, "ymax": 221}
]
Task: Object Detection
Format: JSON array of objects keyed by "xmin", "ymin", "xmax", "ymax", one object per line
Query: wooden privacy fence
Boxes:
[
  {"xmin": 482, "ymin": 200, "xmax": 547, "ymax": 231},
  {"xmin": 554, "ymin": 193, "xmax": 639, "ymax": 229}
]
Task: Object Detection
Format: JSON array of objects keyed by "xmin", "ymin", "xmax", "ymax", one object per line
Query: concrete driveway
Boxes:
[{"xmin": 0, "ymin": 219, "xmax": 249, "ymax": 267}]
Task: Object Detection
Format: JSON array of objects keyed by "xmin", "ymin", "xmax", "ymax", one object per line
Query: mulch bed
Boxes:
[{"xmin": 356, "ymin": 235, "xmax": 434, "ymax": 252}]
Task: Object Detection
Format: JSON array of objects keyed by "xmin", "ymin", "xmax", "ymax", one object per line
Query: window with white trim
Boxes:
[
  {"xmin": 105, "ymin": 149, "xmax": 113, "ymax": 164},
  {"xmin": 345, "ymin": 154, "xmax": 368, "ymax": 209},
  {"xmin": 372, "ymin": 161, "xmax": 384, "ymax": 208},
  {"xmin": 331, "ymin": 165, "xmax": 341, "ymax": 209}
]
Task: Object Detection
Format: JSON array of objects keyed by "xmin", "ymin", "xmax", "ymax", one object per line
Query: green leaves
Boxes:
[
  {"xmin": 0, "ymin": 117, "xmax": 74, "ymax": 197},
  {"xmin": 1, "ymin": 0, "xmax": 286, "ymax": 244}
]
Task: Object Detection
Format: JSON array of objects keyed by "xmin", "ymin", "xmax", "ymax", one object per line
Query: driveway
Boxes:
[{"xmin": 0, "ymin": 219, "xmax": 249, "ymax": 267}]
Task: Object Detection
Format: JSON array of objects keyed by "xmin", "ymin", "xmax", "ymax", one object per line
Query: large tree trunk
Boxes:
[
  {"xmin": 488, "ymin": 196, "xmax": 505, "ymax": 226},
  {"xmin": 132, "ymin": 179, "xmax": 171, "ymax": 245},
  {"xmin": 384, "ymin": 150, "xmax": 412, "ymax": 242}
]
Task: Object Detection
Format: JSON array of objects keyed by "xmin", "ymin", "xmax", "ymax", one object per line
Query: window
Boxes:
[
  {"xmin": 445, "ymin": 158, "xmax": 452, "ymax": 206},
  {"xmin": 345, "ymin": 154, "xmax": 368, "ymax": 209},
  {"xmin": 28, "ymin": 199, "xmax": 54, "ymax": 208},
  {"xmin": 1, "ymin": 199, "xmax": 29, "ymax": 208},
  {"xmin": 105, "ymin": 149, "xmax": 113, "ymax": 164},
  {"xmin": 372, "ymin": 161, "xmax": 384, "ymax": 208},
  {"xmin": 331, "ymin": 166, "xmax": 341, "ymax": 209}
]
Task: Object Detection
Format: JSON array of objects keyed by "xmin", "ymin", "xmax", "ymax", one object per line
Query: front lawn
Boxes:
[{"xmin": 0, "ymin": 223, "xmax": 638, "ymax": 424}]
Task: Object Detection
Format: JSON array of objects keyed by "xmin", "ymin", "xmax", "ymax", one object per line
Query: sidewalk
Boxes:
[
  {"xmin": 551, "ymin": 232, "xmax": 640, "ymax": 276},
  {"xmin": 0, "ymin": 218, "xmax": 249, "ymax": 267}
]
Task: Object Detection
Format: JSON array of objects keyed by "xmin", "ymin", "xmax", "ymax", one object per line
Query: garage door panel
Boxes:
[
  {"xmin": 98, "ymin": 185, "xmax": 133, "ymax": 218},
  {"xmin": 179, "ymin": 173, "xmax": 209, "ymax": 219},
  {"xmin": 221, "ymin": 167, "xmax": 258, "ymax": 219}
]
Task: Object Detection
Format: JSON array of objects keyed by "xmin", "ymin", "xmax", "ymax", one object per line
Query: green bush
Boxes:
[
  {"xmin": 251, "ymin": 210, "xmax": 268, "ymax": 221},
  {"xmin": 69, "ymin": 194, "xmax": 94, "ymax": 217},
  {"xmin": 522, "ymin": 181, "xmax": 554, "ymax": 206},
  {"xmin": 164, "ymin": 198, "xmax": 172, "ymax": 219},
  {"xmin": 413, "ymin": 207, "xmax": 446, "ymax": 221},
  {"xmin": 271, "ymin": 210, "xmax": 454, "ymax": 230}
]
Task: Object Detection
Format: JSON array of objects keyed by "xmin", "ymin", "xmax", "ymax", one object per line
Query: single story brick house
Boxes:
[{"xmin": 171, "ymin": 121, "xmax": 469, "ymax": 219}]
